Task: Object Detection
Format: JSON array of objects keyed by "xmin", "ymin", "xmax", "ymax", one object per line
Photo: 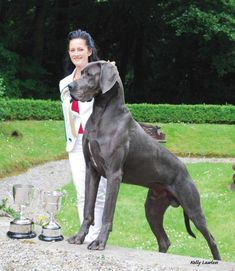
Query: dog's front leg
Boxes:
[
  {"xmin": 68, "ymin": 165, "xmax": 100, "ymax": 245},
  {"xmin": 88, "ymin": 171, "xmax": 122, "ymax": 250}
]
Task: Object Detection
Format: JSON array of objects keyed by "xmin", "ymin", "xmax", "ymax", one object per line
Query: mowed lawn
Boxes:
[
  {"xmin": 160, "ymin": 123, "xmax": 235, "ymax": 157},
  {"xmin": 0, "ymin": 120, "xmax": 66, "ymax": 178}
]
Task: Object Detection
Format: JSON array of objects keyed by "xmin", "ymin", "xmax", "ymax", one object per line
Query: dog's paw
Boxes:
[
  {"xmin": 87, "ymin": 239, "xmax": 106, "ymax": 250},
  {"xmin": 67, "ymin": 234, "xmax": 85, "ymax": 245}
]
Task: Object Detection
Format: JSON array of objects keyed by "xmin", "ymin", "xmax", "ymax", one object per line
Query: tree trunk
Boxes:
[
  {"xmin": 33, "ymin": 0, "xmax": 48, "ymax": 65},
  {"xmin": 132, "ymin": 30, "xmax": 144, "ymax": 102}
]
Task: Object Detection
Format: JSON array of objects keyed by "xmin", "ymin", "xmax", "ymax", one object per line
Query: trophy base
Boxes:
[
  {"xmin": 38, "ymin": 225, "xmax": 64, "ymax": 242},
  {"xmin": 38, "ymin": 234, "xmax": 64, "ymax": 242},
  {"xmin": 7, "ymin": 220, "xmax": 36, "ymax": 239},
  {"xmin": 7, "ymin": 231, "xmax": 37, "ymax": 239}
]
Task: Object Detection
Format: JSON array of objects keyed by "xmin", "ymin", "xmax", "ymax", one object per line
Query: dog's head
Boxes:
[{"xmin": 68, "ymin": 61, "xmax": 119, "ymax": 102}]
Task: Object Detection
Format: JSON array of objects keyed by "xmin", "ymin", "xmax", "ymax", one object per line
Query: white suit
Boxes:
[{"xmin": 59, "ymin": 69, "xmax": 106, "ymax": 242}]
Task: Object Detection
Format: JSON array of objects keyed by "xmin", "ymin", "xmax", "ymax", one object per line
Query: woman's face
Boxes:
[{"xmin": 68, "ymin": 38, "xmax": 92, "ymax": 70}]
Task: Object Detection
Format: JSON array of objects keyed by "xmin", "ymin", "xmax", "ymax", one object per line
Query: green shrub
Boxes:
[
  {"xmin": 128, "ymin": 103, "xmax": 235, "ymax": 124},
  {"xmin": 0, "ymin": 99, "xmax": 234, "ymax": 124},
  {"xmin": 0, "ymin": 99, "xmax": 62, "ymax": 120}
]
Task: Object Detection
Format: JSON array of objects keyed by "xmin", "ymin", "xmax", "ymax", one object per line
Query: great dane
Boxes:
[{"xmin": 66, "ymin": 61, "xmax": 221, "ymax": 260}]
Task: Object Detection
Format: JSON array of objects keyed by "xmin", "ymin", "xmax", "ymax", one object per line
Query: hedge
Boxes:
[
  {"xmin": 0, "ymin": 99, "xmax": 63, "ymax": 120},
  {"xmin": 128, "ymin": 103, "xmax": 235, "ymax": 124},
  {"xmin": 0, "ymin": 99, "xmax": 235, "ymax": 124}
]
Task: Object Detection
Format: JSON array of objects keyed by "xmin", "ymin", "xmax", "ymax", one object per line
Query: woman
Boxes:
[{"xmin": 59, "ymin": 29, "xmax": 106, "ymax": 242}]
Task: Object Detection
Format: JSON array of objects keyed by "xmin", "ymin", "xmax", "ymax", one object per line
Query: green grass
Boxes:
[
  {"xmin": 0, "ymin": 120, "xmax": 66, "ymax": 178},
  {"xmin": 160, "ymin": 123, "xmax": 235, "ymax": 157},
  {"xmin": 57, "ymin": 163, "xmax": 235, "ymax": 262},
  {"xmin": 0, "ymin": 121, "xmax": 235, "ymax": 179}
]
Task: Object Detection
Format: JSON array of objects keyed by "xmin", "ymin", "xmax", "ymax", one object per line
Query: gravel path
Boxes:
[
  {"xmin": 2, "ymin": 234, "xmax": 233, "ymax": 271},
  {"xmin": 180, "ymin": 157, "xmax": 235, "ymax": 164},
  {"xmin": 0, "ymin": 238, "xmax": 163, "ymax": 271},
  {"xmin": 0, "ymin": 159, "xmax": 72, "ymax": 222},
  {"xmin": 0, "ymin": 159, "xmax": 71, "ymax": 208},
  {"xmin": 0, "ymin": 159, "xmax": 71, "ymax": 197}
]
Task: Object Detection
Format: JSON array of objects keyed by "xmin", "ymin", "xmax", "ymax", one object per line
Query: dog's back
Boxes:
[{"xmin": 122, "ymin": 120, "xmax": 187, "ymax": 187}]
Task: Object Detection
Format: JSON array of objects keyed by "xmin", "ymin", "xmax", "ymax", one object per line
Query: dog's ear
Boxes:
[{"xmin": 100, "ymin": 62, "xmax": 119, "ymax": 94}]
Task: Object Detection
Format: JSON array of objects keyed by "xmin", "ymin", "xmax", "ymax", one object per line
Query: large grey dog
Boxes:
[{"xmin": 67, "ymin": 61, "xmax": 221, "ymax": 260}]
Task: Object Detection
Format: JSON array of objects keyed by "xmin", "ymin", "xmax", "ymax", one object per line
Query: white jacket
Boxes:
[{"xmin": 59, "ymin": 69, "xmax": 94, "ymax": 152}]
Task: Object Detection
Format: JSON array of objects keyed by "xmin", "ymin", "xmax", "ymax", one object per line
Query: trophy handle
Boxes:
[{"xmin": 39, "ymin": 189, "xmax": 46, "ymax": 208}]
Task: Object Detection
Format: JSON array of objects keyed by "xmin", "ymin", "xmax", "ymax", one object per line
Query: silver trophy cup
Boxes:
[
  {"xmin": 7, "ymin": 184, "xmax": 36, "ymax": 239},
  {"xmin": 39, "ymin": 191, "xmax": 64, "ymax": 242}
]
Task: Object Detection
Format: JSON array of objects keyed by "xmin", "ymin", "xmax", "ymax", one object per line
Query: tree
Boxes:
[{"xmin": 0, "ymin": 0, "xmax": 234, "ymax": 104}]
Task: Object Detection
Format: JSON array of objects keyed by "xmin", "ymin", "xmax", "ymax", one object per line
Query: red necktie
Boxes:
[{"xmin": 71, "ymin": 101, "xmax": 84, "ymax": 134}]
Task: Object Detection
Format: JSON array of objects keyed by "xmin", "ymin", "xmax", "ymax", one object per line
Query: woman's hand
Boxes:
[{"xmin": 107, "ymin": 60, "xmax": 116, "ymax": 66}]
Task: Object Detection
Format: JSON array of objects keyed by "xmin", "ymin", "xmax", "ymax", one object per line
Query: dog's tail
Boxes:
[{"xmin": 183, "ymin": 211, "xmax": 196, "ymax": 238}]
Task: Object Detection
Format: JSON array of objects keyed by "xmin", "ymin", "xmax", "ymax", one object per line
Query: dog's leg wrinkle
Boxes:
[{"xmin": 145, "ymin": 189, "xmax": 171, "ymax": 253}]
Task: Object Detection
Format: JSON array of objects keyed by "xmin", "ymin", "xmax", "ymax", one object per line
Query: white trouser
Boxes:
[{"xmin": 68, "ymin": 136, "xmax": 107, "ymax": 243}]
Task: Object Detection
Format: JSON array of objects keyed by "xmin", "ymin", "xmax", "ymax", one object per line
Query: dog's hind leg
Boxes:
[
  {"xmin": 145, "ymin": 189, "xmax": 171, "ymax": 253},
  {"xmin": 191, "ymin": 213, "xmax": 221, "ymax": 260},
  {"xmin": 176, "ymin": 179, "xmax": 221, "ymax": 260}
]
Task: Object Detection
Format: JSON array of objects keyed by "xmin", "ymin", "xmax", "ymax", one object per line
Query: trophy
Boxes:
[
  {"xmin": 38, "ymin": 191, "xmax": 64, "ymax": 242},
  {"xmin": 7, "ymin": 184, "xmax": 36, "ymax": 239}
]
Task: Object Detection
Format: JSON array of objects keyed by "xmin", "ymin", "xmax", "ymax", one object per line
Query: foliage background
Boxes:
[{"xmin": 0, "ymin": 0, "xmax": 234, "ymax": 104}]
